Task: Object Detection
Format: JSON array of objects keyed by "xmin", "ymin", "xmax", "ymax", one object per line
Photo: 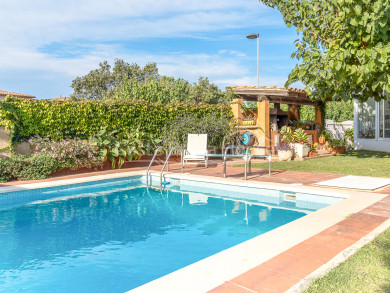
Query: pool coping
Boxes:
[{"xmin": 0, "ymin": 170, "xmax": 388, "ymax": 293}]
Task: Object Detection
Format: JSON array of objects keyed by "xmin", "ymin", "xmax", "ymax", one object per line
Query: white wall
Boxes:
[{"xmin": 325, "ymin": 119, "xmax": 353, "ymax": 140}]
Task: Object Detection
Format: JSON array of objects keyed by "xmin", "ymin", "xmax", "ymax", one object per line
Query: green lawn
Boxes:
[
  {"xmin": 304, "ymin": 228, "xmax": 390, "ymax": 293},
  {"xmin": 246, "ymin": 150, "xmax": 390, "ymax": 178}
]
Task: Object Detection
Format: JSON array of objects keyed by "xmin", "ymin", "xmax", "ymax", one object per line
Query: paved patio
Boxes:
[{"xmin": 1, "ymin": 160, "xmax": 389, "ymax": 293}]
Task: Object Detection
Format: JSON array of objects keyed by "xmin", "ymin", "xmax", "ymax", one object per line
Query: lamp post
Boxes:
[{"xmin": 246, "ymin": 33, "xmax": 259, "ymax": 87}]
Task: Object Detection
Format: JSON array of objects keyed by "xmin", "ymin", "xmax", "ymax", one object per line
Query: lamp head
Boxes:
[{"xmin": 246, "ymin": 33, "xmax": 259, "ymax": 39}]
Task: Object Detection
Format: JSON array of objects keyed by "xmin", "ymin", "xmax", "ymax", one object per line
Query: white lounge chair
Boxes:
[{"xmin": 183, "ymin": 134, "xmax": 208, "ymax": 167}]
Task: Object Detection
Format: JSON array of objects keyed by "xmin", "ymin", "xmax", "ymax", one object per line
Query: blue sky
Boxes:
[{"xmin": 0, "ymin": 0, "xmax": 301, "ymax": 99}]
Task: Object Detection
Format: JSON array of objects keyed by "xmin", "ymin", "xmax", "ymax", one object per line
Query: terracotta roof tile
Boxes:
[{"xmin": 0, "ymin": 90, "xmax": 35, "ymax": 99}]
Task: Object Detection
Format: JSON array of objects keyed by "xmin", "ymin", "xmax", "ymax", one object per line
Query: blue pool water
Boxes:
[{"xmin": 0, "ymin": 177, "xmax": 335, "ymax": 292}]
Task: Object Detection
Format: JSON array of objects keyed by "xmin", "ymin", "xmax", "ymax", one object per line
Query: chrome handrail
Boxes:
[
  {"xmin": 160, "ymin": 146, "xmax": 184, "ymax": 190},
  {"xmin": 146, "ymin": 146, "xmax": 168, "ymax": 187},
  {"xmin": 244, "ymin": 146, "xmax": 272, "ymax": 179}
]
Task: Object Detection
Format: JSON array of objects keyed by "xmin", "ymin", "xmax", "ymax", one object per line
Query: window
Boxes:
[
  {"xmin": 379, "ymin": 98, "xmax": 390, "ymax": 139},
  {"xmin": 358, "ymin": 98, "xmax": 376, "ymax": 139}
]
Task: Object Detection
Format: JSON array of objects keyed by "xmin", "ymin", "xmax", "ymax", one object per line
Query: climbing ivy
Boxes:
[{"xmin": 0, "ymin": 96, "xmax": 232, "ymax": 143}]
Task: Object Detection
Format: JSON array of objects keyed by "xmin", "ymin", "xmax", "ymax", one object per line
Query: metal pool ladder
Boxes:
[
  {"xmin": 159, "ymin": 146, "xmax": 184, "ymax": 190},
  {"xmin": 146, "ymin": 146, "xmax": 168, "ymax": 187}
]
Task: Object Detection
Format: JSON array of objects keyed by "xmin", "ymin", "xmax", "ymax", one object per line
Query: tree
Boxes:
[
  {"xmin": 189, "ymin": 77, "xmax": 226, "ymax": 104},
  {"xmin": 70, "ymin": 59, "xmax": 158, "ymax": 100},
  {"xmin": 71, "ymin": 60, "xmax": 227, "ymax": 104},
  {"xmin": 260, "ymin": 0, "xmax": 390, "ymax": 102}
]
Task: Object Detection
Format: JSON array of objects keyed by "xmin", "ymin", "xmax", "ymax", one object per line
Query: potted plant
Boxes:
[
  {"xmin": 318, "ymin": 134, "xmax": 326, "ymax": 144},
  {"xmin": 308, "ymin": 144, "xmax": 318, "ymax": 157},
  {"xmin": 274, "ymin": 143, "xmax": 294, "ymax": 161},
  {"xmin": 242, "ymin": 114, "xmax": 256, "ymax": 126},
  {"xmin": 328, "ymin": 139, "xmax": 346, "ymax": 154},
  {"xmin": 291, "ymin": 128, "xmax": 310, "ymax": 158}
]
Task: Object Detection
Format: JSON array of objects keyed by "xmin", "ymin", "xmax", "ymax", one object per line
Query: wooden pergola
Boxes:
[{"xmin": 229, "ymin": 86, "xmax": 332, "ymax": 150}]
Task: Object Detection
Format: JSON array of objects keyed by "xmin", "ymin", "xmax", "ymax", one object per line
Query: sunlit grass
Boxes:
[
  {"xmin": 305, "ymin": 228, "xmax": 390, "ymax": 293},
  {"xmin": 244, "ymin": 150, "xmax": 390, "ymax": 178}
]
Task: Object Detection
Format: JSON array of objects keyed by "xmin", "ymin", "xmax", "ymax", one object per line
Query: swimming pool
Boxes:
[{"xmin": 0, "ymin": 175, "xmax": 343, "ymax": 292}]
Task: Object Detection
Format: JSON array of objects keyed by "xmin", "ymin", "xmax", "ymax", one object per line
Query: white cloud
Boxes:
[{"xmin": 0, "ymin": 0, "xmax": 292, "ymax": 98}]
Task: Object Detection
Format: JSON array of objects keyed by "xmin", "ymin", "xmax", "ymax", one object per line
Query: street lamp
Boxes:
[{"xmin": 246, "ymin": 33, "xmax": 259, "ymax": 87}]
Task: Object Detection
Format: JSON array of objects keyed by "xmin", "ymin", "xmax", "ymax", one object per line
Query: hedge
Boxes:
[{"xmin": 0, "ymin": 97, "xmax": 232, "ymax": 142}]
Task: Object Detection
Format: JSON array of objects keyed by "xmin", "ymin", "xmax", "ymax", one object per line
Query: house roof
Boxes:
[
  {"xmin": 229, "ymin": 86, "xmax": 333, "ymax": 105},
  {"xmin": 48, "ymin": 96, "xmax": 70, "ymax": 101},
  {"xmin": 0, "ymin": 90, "xmax": 36, "ymax": 99}
]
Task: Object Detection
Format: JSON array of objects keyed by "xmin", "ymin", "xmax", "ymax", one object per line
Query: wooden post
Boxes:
[
  {"xmin": 314, "ymin": 104, "xmax": 322, "ymax": 127},
  {"xmin": 288, "ymin": 104, "xmax": 300, "ymax": 121},
  {"xmin": 257, "ymin": 100, "xmax": 270, "ymax": 148},
  {"xmin": 230, "ymin": 98, "xmax": 243, "ymax": 124}
]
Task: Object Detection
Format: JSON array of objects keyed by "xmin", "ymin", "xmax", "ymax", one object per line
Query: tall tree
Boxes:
[
  {"xmin": 260, "ymin": 0, "xmax": 390, "ymax": 102},
  {"xmin": 70, "ymin": 59, "xmax": 158, "ymax": 100}
]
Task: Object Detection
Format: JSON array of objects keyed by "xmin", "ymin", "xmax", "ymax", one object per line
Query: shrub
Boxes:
[
  {"xmin": 29, "ymin": 136, "xmax": 102, "ymax": 169},
  {"xmin": 91, "ymin": 127, "xmax": 148, "ymax": 168},
  {"xmin": 0, "ymin": 156, "xmax": 15, "ymax": 182},
  {"xmin": 17, "ymin": 154, "xmax": 59, "ymax": 180},
  {"xmin": 161, "ymin": 113, "xmax": 237, "ymax": 150},
  {"xmin": 0, "ymin": 154, "xmax": 59, "ymax": 182}
]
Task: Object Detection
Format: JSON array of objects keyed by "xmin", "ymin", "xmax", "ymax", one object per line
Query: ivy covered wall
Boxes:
[{"xmin": 0, "ymin": 97, "xmax": 232, "ymax": 143}]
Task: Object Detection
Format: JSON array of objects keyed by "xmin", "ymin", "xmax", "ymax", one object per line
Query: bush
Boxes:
[
  {"xmin": 29, "ymin": 136, "xmax": 102, "ymax": 169},
  {"xmin": 0, "ymin": 154, "xmax": 59, "ymax": 182},
  {"xmin": 17, "ymin": 154, "xmax": 59, "ymax": 180},
  {"xmin": 91, "ymin": 127, "xmax": 149, "ymax": 168},
  {"xmin": 0, "ymin": 156, "xmax": 16, "ymax": 182},
  {"xmin": 161, "ymin": 113, "xmax": 237, "ymax": 149}
]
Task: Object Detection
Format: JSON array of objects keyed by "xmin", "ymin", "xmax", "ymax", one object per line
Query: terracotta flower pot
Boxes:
[
  {"xmin": 331, "ymin": 146, "xmax": 346, "ymax": 154},
  {"xmin": 318, "ymin": 137, "xmax": 326, "ymax": 144}
]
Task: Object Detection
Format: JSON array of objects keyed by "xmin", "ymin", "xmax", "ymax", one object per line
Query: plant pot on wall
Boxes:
[
  {"xmin": 291, "ymin": 143, "xmax": 310, "ymax": 158},
  {"xmin": 242, "ymin": 120, "xmax": 255, "ymax": 126},
  {"xmin": 277, "ymin": 150, "xmax": 293, "ymax": 161}
]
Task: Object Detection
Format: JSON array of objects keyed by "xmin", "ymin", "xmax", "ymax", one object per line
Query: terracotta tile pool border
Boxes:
[{"xmin": 210, "ymin": 196, "xmax": 390, "ymax": 293}]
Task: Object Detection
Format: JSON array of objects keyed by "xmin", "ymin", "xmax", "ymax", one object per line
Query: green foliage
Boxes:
[
  {"xmin": 325, "ymin": 100, "xmax": 354, "ymax": 122},
  {"xmin": 0, "ymin": 154, "xmax": 59, "ymax": 182},
  {"xmin": 280, "ymin": 126, "xmax": 294, "ymax": 144},
  {"xmin": 91, "ymin": 127, "xmax": 147, "ymax": 168},
  {"xmin": 280, "ymin": 126, "xmax": 308, "ymax": 144},
  {"xmin": 112, "ymin": 76, "xmax": 226, "ymax": 104},
  {"xmin": 328, "ymin": 138, "xmax": 346, "ymax": 149},
  {"xmin": 161, "ymin": 114, "xmax": 237, "ymax": 150},
  {"xmin": 293, "ymin": 128, "xmax": 309, "ymax": 144},
  {"xmin": 71, "ymin": 59, "xmax": 158, "ymax": 100},
  {"xmin": 18, "ymin": 154, "xmax": 60, "ymax": 180},
  {"xmin": 0, "ymin": 97, "xmax": 231, "ymax": 144},
  {"xmin": 260, "ymin": 0, "xmax": 390, "ymax": 102},
  {"xmin": 299, "ymin": 101, "xmax": 353, "ymax": 123},
  {"xmin": 344, "ymin": 127, "xmax": 354, "ymax": 141},
  {"xmin": 70, "ymin": 59, "xmax": 227, "ymax": 104}
]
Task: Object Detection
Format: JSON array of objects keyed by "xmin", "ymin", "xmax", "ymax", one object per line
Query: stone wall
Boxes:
[
  {"xmin": 0, "ymin": 127, "xmax": 31, "ymax": 156},
  {"xmin": 0, "ymin": 127, "xmax": 11, "ymax": 156}
]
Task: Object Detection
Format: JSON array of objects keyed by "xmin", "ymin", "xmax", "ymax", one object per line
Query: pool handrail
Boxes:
[
  {"xmin": 160, "ymin": 146, "xmax": 184, "ymax": 190},
  {"xmin": 146, "ymin": 146, "xmax": 169, "ymax": 187}
]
